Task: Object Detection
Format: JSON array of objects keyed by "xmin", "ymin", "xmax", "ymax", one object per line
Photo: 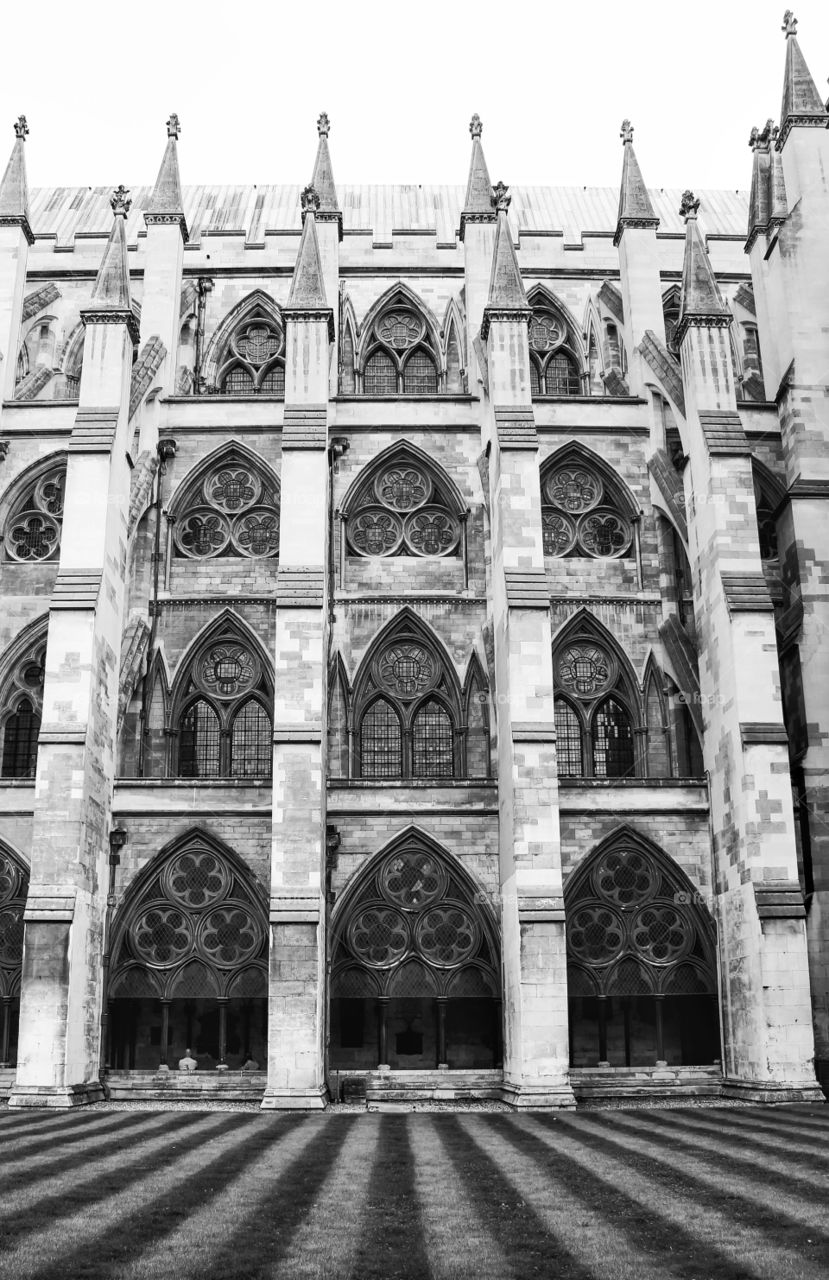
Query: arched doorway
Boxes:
[
  {"xmin": 107, "ymin": 833, "xmax": 268, "ymax": 1071},
  {"xmin": 0, "ymin": 844, "xmax": 28, "ymax": 1067},
  {"xmin": 329, "ymin": 834, "xmax": 501, "ymax": 1071},
  {"xmin": 565, "ymin": 832, "xmax": 720, "ymax": 1068}
]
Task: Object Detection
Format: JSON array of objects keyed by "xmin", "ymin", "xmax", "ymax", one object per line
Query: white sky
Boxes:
[{"xmin": 2, "ymin": 0, "xmax": 828, "ymax": 194}]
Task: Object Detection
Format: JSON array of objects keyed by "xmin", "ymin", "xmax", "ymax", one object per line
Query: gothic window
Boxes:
[
  {"xmin": 0, "ymin": 844, "xmax": 28, "ymax": 1066},
  {"xmin": 353, "ymin": 613, "xmax": 476, "ymax": 780},
  {"xmin": 2, "ymin": 464, "xmax": 66, "ymax": 563},
  {"xmin": 172, "ymin": 625, "xmax": 273, "ymax": 779},
  {"xmin": 216, "ymin": 307, "xmax": 285, "ymax": 397},
  {"xmin": 346, "ymin": 450, "xmax": 462, "ymax": 560},
  {"xmin": 753, "ymin": 474, "xmax": 779, "ymax": 564},
  {"xmin": 360, "ymin": 300, "xmax": 441, "ymax": 396},
  {"xmin": 565, "ymin": 833, "xmax": 719, "ymax": 1068},
  {"xmin": 528, "ymin": 306, "xmax": 581, "ymax": 396},
  {"xmin": 553, "ymin": 627, "xmax": 640, "ymax": 779},
  {"xmin": 172, "ymin": 447, "xmax": 279, "ymax": 561},
  {"xmin": 540, "ymin": 452, "xmax": 634, "ymax": 559},
  {"xmin": 663, "ymin": 288, "xmax": 681, "ymax": 354},
  {"xmin": 0, "ymin": 638, "xmax": 46, "ymax": 780}
]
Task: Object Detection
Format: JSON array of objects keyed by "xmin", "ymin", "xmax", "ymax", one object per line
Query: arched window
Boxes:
[
  {"xmin": 553, "ymin": 621, "xmax": 641, "ymax": 779},
  {"xmin": 107, "ymin": 833, "xmax": 269, "ymax": 1070},
  {"xmin": 0, "ymin": 637, "xmax": 46, "ymax": 780},
  {"xmin": 753, "ymin": 471, "xmax": 781, "ymax": 565},
  {"xmin": 359, "ymin": 294, "xmax": 441, "ymax": 396},
  {"xmin": 344, "ymin": 445, "xmax": 464, "ymax": 560},
  {"xmin": 330, "ymin": 834, "xmax": 501, "ymax": 1070},
  {"xmin": 663, "ymin": 287, "xmax": 681, "ymax": 354},
  {"xmin": 0, "ymin": 843, "xmax": 29, "ymax": 1067},
  {"xmin": 171, "ymin": 445, "xmax": 280, "ymax": 561},
  {"xmin": 171, "ymin": 621, "xmax": 273, "ymax": 780},
  {"xmin": 566, "ymin": 832, "xmax": 720, "ymax": 1068},
  {"xmin": 203, "ymin": 293, "xmax": 285, "ymax": 397},
  {"xmin": 540, "ymin": 447, "xmax": 635, "ymax": 560},
  {"xmin": 526, "ymin": 294, "xmax": 583, "ymax": 397},
  {"xmin": 353, "ymin": 611, "xmax": 474, "ymax": 780},
  {"xmin": 2, "ymin": 462, "xmax": 66, "ymax": 563}
]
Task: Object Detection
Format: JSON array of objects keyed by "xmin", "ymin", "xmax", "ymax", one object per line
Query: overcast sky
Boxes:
[{"xmin": 2, "ymin": 0, "xmax": 828, "ymax": 195}]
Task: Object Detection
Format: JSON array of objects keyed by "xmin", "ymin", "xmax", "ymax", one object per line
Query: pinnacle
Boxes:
[
  {"xmin": 89, "ymin": 186, "xmax": 133, "ymax": 312},
  {"xmin": 779, "ymin": 11, "xmax": 828, "ymax": 143},
  {"xmin": 310, "ymin": 114, "xmax": 340, "ymax": 216},
  {"xmin": 146, "ymin": 113, "xmax": 188, "ymax": 240},
  {"xmin": 615, "ymin": 119, "xmax": 658, "ymax": 245},
  {"xmin": 0, "ymin": 116, "xmax": 33, "ymax": 243},
  {"xmin": 287, "ymin": 200, "xmax": 328, "ymax": 309},
  {"xmin": 486, "ymin": 189, "xmax": 527, "ymax": 310},
  {"xmin": 461, "ymin": 114, "xmax": 496, "ymax": 233},
  {"xmin": 677, "ymin": 194, "xmax": 728, "ymax": 335}
]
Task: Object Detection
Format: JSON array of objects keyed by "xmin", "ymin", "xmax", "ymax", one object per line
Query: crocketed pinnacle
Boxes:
[
  {"xmin": 0, "ymin": 116, "xmax": 33, "ymax": 243},
  {"xmin": 677, "ymin": 192, "xmax": 728, "ymax": 336},
  {"xmin": 486, "ymin": 185, "xmax": 527, "ymax": 310},
  {"xmin": 310, "ymin": 113, "xmax": 340, "ymax": 214},
  {"xmin": 287, "ymin": 188, "xmax": 328, "ymax": 309},
  {"xmin": 779, "ymin": 12, "xmax": 828, "ymax": 144},
  {"xmin": 460, "ymin": 115, "xmax": 496, "ymax": 238},
  {"xmin": 614, "ymin": 120, "xmax": 659, "ymax": 245},
  {"xmin": 89, "ymin": 186, "xmax": 133, "ymax": 311},
  {"xmin": 146, "ymin": 113, "xmax": 188, "ymax": 240},
  {"xmin": 746, "ymin": 121, "xmax": 788, "ymax": 252}
]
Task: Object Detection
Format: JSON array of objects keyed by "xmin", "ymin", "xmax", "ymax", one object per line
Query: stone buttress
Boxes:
[
  {"xmin": 0, "ymin": 118, "xmax": 33, "ymax": 411},
  {"xmin": 263, "ymin": 187, "xmax": 334, "ymax": 1108},
  {"xmin": 676, "ymin": 189, "xmax": 821, "ymax": 1102},
  {"xmin": 480, "ymin": 186, "xmax": 574, "ymax": 1107},
  {"xmin": 10, "ymin": 189, "xmax": 137, "ymax": 1106}
]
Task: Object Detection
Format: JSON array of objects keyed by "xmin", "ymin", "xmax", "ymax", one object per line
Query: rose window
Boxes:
[
  {"xmin": 4, "ymin": 465, "xmax": 66, "ymax": 563},
  {"xmin": 540, "ymin": 460, "xmax": 632, "ymax": 559},
  {"xmin": 593, "ymin": 847, "xmax": 658, "ymax": 908},
  {"xmin": 568, "ymin": 904, "xmax": 625, "ymax": 965},
  {"xmin": 208, "ymin": 469, "xmax": 261, "ymax": 512},
  {"xmin": 557, "ymin": 645, "xmax": 614, "ymax": 699},
  {"xmin": 529, "ymin": 314, "xmax": 564, "ymax": 352},
  {"xmin": 630, "ymin": 904, "xmax": 691, "ymax": 964},
  {"xmin": 348, "ymin": 457, "xmax": 460, "ymax": 559},
  {"xmin": 163, "ymin": 849, "xmax": 232, "ymax": 910},
  {"xmin": 404, "ymin": 510, "xmax": 459, "ymax": 556},
  {"xmin": 235, "ymin": 323, "xmax": 281, "ymax": 365},
  {"xmin": 542, "ymin": 512, "xmax": 576, "ymax": 557},
  {"xmin": 376, "ymin": 312, "xmax": 423, "ymax": 350},
  {"xmin": 349, "ymin": 906, "xmax": 409, "ymax": 967},
  {"xmin": 198, "ymin": 905, "xmax": 261, "ymax": 966},
  {"xmin": 546, "ymin": 468, "xmax": 602, "ymax": 514},
  {"xmin": 198, "ymin": 644, "xmax": 257, "ymax": 698},
  {"xmin": 178, "ymin": 511, "xmax": 231, "ymax": 558},
  {"xmin": 233, "ymin": 512, "xmax": 279, "ymax": 557},
  {"xmin": 173, "ymin": 457, "xmax": 279, "ymax": 560},
  {"xmin": 579, "ymin": 511, "xmax": 632, "ymax": 558},
  {"xmin": 376, "ymin": 468, "xmax": 431, "ymax": 510},
  {"xmin": 351, "ymin": 509, "xmax": 403, "ymax": 557},
  {"xmin": 381, "ymin": 851, "xmax": 447, "ymax": 911},
  {"xmin": 416, "ymin": 907, "xmax": 477, "ymax": 967},
  {"xmin": 377, "ymin": 643, "xmax": 436, "ymax": 699},
  {"xmin": 132, "ymin": 906, "xmax": 193, "ymax": 966}
]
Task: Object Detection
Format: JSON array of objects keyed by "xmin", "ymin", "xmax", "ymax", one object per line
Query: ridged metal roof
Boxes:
[{"xmin": 28, "ymin": 184, "xmax": 749, "ymax": 249}]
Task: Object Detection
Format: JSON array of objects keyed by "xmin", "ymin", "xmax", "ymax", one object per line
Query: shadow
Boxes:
[
  {"xmin": 349, "ymin": 1117, "xmax": 433, "ymax": 1280},
  {"xmin": 701, "ymin": 1106, "xmax": 829, "ymax": 1147},
  {"xmin": 640, "ymin": 1109, "xmax": 829, "ymax": 1183},
  {"xmin": 1, "ymin": 1111, "xmax": 166, "ymax": 1167}
]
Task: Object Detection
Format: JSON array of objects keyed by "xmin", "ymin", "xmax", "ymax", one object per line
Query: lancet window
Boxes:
[
  {"xmin": 0, "ymin": 640, "xmax": 46, "ymax": 780},
  {"xmin": 345, "ymin": 452, "xmax": 462, "ymax": 560},
  {"xmin": 528, "ymin": 307, "xmax": 581, "ymax": 396},
  {"xmin": 216, "ymin": 306, "xmax": 285, "ymax": 396},
  {"xmin": 0, "ymin": 845, "xmax": 28, "ymax": 1067},
  {"xmin": 553, "ymin": 626, "xmax": 640, "ymax": 779},
  {"xmin": 540, "ymin": 453, "xmax": 634, "ymax": 559},
  {"xmin": 172, "ymin": 625, "xmax": 273, "ymax": 779},
  {"xmin": 172, "ymin": 449, "xmax": 279, "ymax": 561},
  {"xmin": 361, "ymin": 305, "xmax": 440, "ymax": 396},
  {"xmin": 2, "ymin": 463, "xmax": 66, "ymax": 563}
]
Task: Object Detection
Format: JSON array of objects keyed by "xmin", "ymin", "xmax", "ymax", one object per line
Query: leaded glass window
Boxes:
[
  {"xmin": 412, "ymin": 700, "xmax": 454, "ymax": 778},
  {"xmin": 403, "ymin": 350, "xmax": 438, "ymax": 394},
  {"xmin": 364, "ymin": 352, "xmax": 397, "ymax": 395},
  {"xmin": 555, "ymin": 700, "xmax": 583, "ymax": 777},
  {"xmin": 0, "ymin": 641, "xmax": 46, "ymax": 779},
  {"xmin": 592, "ymin": 697, "xmax": 635, "ymax": 779},
  {"xmin": 346, "ymin": 451, "xmax": 462, "ymax": 560},
  {"xmin": 540, "ymin": 453, "xmax": 633, "ymax": 559},
  {"xmin": 3, "ymin": 464, "xmax": 66, "ymax": 563},
  {"xmin": 527, "ymin": 303, "xmax": 582, "ymax": 397},
  {"xmin": 179, "ymin": 699, "xmax": 221, "ymax": 778},
  {"xmin": 172, "ymin": 448, "xmax": 279, "ymax": 561},
  {"xmin": 230, "ymin": 700, "xmax": 272, "ymax": 778},
  {"xmin": 215, "ymin": 308, "xmax": 285, "ymax": 396},
  {"xmin": 360, "ymin": 299, "xmax": 442, "ymax": 396},
  {"xmin": 553, "ymin": 630, "xmax": 640, "ymax": 779},
  {"xmin": 360, "ymin": 699, "xmax": 402, "ymax": 778}
]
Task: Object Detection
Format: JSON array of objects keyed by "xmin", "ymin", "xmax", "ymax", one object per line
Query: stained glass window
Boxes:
[
  {"xmin": 363, "ymin": 352, "xmax": 397, "ymax": 396},
  {"xmin": 592, "ymin": 697, "xmax": 635, "ymax": 778}
]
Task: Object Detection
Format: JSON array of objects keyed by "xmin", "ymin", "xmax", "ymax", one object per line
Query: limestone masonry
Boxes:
[{"xmin": 0, "ymin": 12, "xmax": 827, "ymax": 1108}]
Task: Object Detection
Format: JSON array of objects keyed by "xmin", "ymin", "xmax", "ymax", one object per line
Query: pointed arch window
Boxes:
[
  {"xmin": 412, "ymin": 700, "xmax": 453, "ymax": 778},
  {"xmin": 360, "ymin": 303, "xmax": 441, "ymax": 396},
  {"xmin": 360, "ymin": 699, "xmax": 402, "ymax": 779},
  {"xmin": 3, "ymin": 464, "xmax": 66, "ymax": 563},
  {"xmin": 0, "ymin": 640, "xmax": 46, "ymax": 780},
  {"xmin": 663, "ymin": 288, "xmax": 681, "ymax": 354},
  {"xmin": 540, "ymin": 452, "xmax": 634, "ymax": 560},
  {"xmin": 172, "ymin": 448, "xmax": 279, "ymax": 561},
  {"xmin": 753, "ymin": 473, "xmax": 780, "ymax": 565},
  {"xmin": 172, "ymin": 627, "xmax": 273, "ymax": 779},
  {"xmin": 528, "ymin": 305, "xmax": 582, "ymax": 396},
  {"xmin": 553, "ymin": 631, "xmax": 640, "ymax": 779},
  {"xmin": 215, "ymin": 306, "xmax": 285, "ymax": 397},
  {"xmin": 345, "ymin": 450, "xmax": 463, "ymax": 560},
  {"xmin": 0, "ymin": 844, "xmax": 29, "ymax": 1067}
]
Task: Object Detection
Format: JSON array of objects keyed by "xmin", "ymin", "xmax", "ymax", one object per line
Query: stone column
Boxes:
[
  {"xmin": 677, "ymin": 192, "xmax": 821, "ymax": 1103},
  {"xmin": 10, "ymin": 188, "xmax": 137, "ymax": 1107},
  {"xmin": 262, "ymin": 190, "xmax": 333, "ymax": 1109}
]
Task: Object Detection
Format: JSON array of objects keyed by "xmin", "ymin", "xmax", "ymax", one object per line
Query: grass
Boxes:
[{"xmin": 0, "ymin": 1105, "xmax": 827, "ymax": 1279}]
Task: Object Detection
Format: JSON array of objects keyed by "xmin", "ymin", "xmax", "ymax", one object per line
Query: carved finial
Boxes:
[
  {"xmin": 620, "ymin": 119, "xmax": 634, "ymax": 144},
  {"xmin": 492, "ymin": 180, "xmax": 510, "ymax": 212},
  {"xmin": 782, "ymin": 9, "xmax": 797, "ymax": 36},
  {"xmin": 679, "ymin": 190, "xmax": 700, "ymax": 220},
  {"xmin": 14, "ymin": 115, "xmax": 28, "ymax": 140},
  {"xmin": 749, "ymin": 125, "xmax": 761, "ymax": 149},
  {"xmin": 167, "ymin": 113, "xmax": 181, "ymax": 140},
  {"xmin": 301, "ymin": 184, "xmax": 320, "ymax": 213},
  {"xmin": 470, "ymin": 114, "xmax": 483, "ymax": 140},
  {"xmin": 110, "ymin": 185, "xmax": 132, "ymax": 217},
  {"xmin": 317, "ymin": 112, "xmax": 330, "ymax": 138}
]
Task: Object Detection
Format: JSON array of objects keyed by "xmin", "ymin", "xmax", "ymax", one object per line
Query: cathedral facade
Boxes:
[{"xmin": 0, "ymin": 13, "xmax": 826, "ymax": 1109}]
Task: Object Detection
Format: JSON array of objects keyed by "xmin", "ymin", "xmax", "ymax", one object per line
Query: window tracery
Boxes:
[
  {"xmin": 172, "ymin": 451, "xmax": 279, "ymax": 561},
  {"xmin": 3, "ymin": 464, "xmax": 66, "ymax": 563},
  {"xmin": 541, "ymin": 457, "xmax": 633, "ymax": 559},
  {"xmin": 216, "ymin": 308, "xmax": 285, "ymax": 397},
  {"xmin": 553, "ymin": 626, "xmax": 639, "ymax": 779},
  {"xmin": 346, "ymin": 455, "xmax": 462, "ymax": 559},
  {"xmin": 0, "ymin": 641, "xmax": 46, "ymax": 780},
  {"xmin": 361, "ymin": 303, "xmax": 440, "ymax": 396},
  {"xmin": 528, "ymin": 306, "xmax": 581, "ymax": 396}
]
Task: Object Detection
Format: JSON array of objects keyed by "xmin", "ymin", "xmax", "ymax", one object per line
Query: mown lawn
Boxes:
[{"xmin": 0, "ymin": 1104, "xmax": 827, "ymax": 1279}]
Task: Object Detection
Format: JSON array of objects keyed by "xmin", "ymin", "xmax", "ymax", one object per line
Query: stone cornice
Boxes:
[
  {"xmin": 459, "ymin": 208, "xmax": 497, "ymax": 241},
  {"xmin": 674, "ymin": 312, "xmax": 732, "ymax": 347},
  {"xmin": 777, "ymin": 114, "xmax": 828, "ymax": 149},
  {"xmin": 144, "ymin": 210, "xmax": 189, "ymax": 243},
  {"xmin": 282, "ymin": 304, "xmax": 335, "ymax": 341},
  {"xmin": 0, "ymin": 213, "xmax": 34, "ymax": 245},
  {"xmin": 613, "ymin": 215, "xmax": 660, "ymax": 248},
  {"xmin": 81, "ymin": 306, "xmax": 140, "ymax": 343},
  {"xmin": 314, "ymin": 208, "xmax": 343, "ymax": 240},
  {"xmin": 480, "ymin": 305, "xmax": 531, "ymax": 342}
]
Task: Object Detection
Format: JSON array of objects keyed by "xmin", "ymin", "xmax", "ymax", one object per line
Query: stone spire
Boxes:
[
  {"xmin": 86, "ymin": 186, "xmax": 139, "ymax": 339},
  {"xmin": 145, "ymin": 113, "xmax": 188, "ymax": 241},
  {"xmin": 614, "ymin": 120, "xmax": 659, "ymax": 246},
  {"xmin": 310, "ymin": 113, "xmax": 341, "ymax": 234},
  {"xmin": 286, "ymin": 187, "xmax": 332, "ymax": 323},
  {"xmin": 460, "ymin": 114, "xmax": 496, "ymax": 240},
  {"xmin": 676, "ymin": 192, "xmax": 729, "ymax": 343},
  {"xmin": 0, "ymin": 116, "xmax": 33, "ymax": 244},
  {"xmin": 778, "ymin": 11, "xmax": 828, "ymax": 146},
  {"xmin": 480, "ymin": 184, "xmax": 528, "ymax": 340}
]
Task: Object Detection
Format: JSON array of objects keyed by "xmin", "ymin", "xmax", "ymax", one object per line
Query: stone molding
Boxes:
[
  {"xmin": 493, "ymin": 405, "xmax": 538, "ymax": 450},
  {"xmin": 504, "ymin": 568, "xmax": 550, "ymax": 609},
  {"xmin": 50, "ymin": 568, "xmax": 103, "ymax": 610},
  {"xmin": 144, "ymin": 211, "xmax": 189, "ymax": 243},
  {"xmin": 37, "ymin": 727, "xmax": 87, "ymax": 745},
  {"xmin": 511, "ymin": 722, "xmax": 556, "ymax": 742},
  {"xmin": 270, "ymin": 893, "xmax": 321, "ymax": 924},
  {"xmin": 480, "ymin": 306, "xmax": 531, "ymax": 343},
  {"xmin": 275, "ymin": 566, "xmax": 325, "ymax": 607},
  {"xmin": 753, "ymin": 881, "xmax": 806, "ymax": 920},
  {"xmin": 22, "ymin": 283, "xmax": 61, "ymax": 322},
  {"xmin": 282, "ymin": 405, "xmax": 328, "ymax": 449},
  {"xmin": 698, "ymin": 410, "xmax": 750, "ymax": 456},
  {"xmin": 720, "ymin": 572, "xmax": 774, "ymax": 614},
  {"xmin": 517, "ymin": 892, "xmax": 565, "ymax": 923},
  {"xmin": 23, "ymin": 892, "xmax": 76, "ymax": 923},
  {"xmin": 69, "ymin": 407, "xmax": 119, "ymax": 453},
  {"xmin": 674, "ymin": 313, "xmax": 733, "ymax": 348},
  {"xmin": 80, "ymin": 307, "xmax": 140, "ymax": 344},
  {"xmin": 0, "ymin": 214, "xmax": 34, "ymax": 245},
  {"xmin": 282, "ymin": 306, "xmax": 335, "ymax": 341},
  {"xmin": 613, "ymin": 215, "xmax": 659, "ymax": 247},
  {"xmin": 788, "ymin": 478, "xmax": 829, "ymax": 500},
  {"xmin": 777, "ymin": 115, "xmax": 827, "ymax": 149},
  {"xmin": 740, "ymin": 722, "xmax": 789, "ymax": 746},
  {"xmin": 272, "ymin": 725, "xmax": 324, "ymax": 743}
]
